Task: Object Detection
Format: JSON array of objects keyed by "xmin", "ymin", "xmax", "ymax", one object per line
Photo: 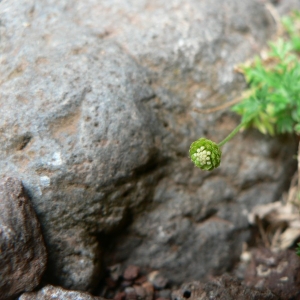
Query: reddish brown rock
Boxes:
[
  {"xmin": 114, "ymin": 292, "xmax": 126, "ymax": 300},
  {"xmin": 124, "ymin": 265, "xmax": 140, "ymax": 281},
  {"xmin": 122, "ymin": 280, "xmax": 134, "ymax": 288},
  {"xmin": 19, "ymin": 284, "xmax": 105, "ymax": 300},
  {"xmin": 0, "ymin": 177, "xmax": 47, "ymax": 300},
  {"xmin": 105, "ymin": 277, "xmax": 117, "ymax": 289},
  {"xmin": 134, "ymin": 275, "xmax": 147, "ymax": 285}
]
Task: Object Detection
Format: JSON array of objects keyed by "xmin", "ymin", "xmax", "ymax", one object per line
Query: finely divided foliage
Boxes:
[{"xmin": 232, "ymin": 11, "xmax": 300, "ymax": 136}]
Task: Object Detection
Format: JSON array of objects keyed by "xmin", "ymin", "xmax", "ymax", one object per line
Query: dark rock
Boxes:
[
  {"xmin": 105, "ymin": 278, "xmax": 117, "ymax": 289},
  {"xmin": 172, "ymin": 274, "xmax": 279, "ymax": 300},
  {"xmin": 134, "ymin": 276, "xmax": 147, "ymax": 285},
  {"xmin": 155, "ymin": 289, "xmax": 171, "ymax": 300},
  {"xmin": 0, "ymin": 177, "xmax": 47, "ymax": 300},
  {"xmin": 18, "ymin": 284, "xmax": 105, "ymax": 300},
  {"xmin": 124, "ymin": 265, "xmax": 140, "ymax": 281},
  {"xmin": 114, "ymin": 292, "xmax": 126, "ymax": 300},
  {"xmin": 122, "ymin": 280, "xmax": 134, "ymax": 288}
]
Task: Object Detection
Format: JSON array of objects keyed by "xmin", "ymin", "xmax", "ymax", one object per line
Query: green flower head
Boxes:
[{"xmin": 189, "ymin": 138, "xmax": 222, "ymax": 171}]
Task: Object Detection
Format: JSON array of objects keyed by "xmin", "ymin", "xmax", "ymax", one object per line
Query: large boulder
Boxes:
[{"xmin": 0, "ymin": 0, "xmax": 297, "ymax": 291}]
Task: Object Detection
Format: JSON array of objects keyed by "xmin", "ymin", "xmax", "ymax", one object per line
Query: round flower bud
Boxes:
[{"xmin": 189, "ymin": 138, "xmax": 222, "ymax": 171}]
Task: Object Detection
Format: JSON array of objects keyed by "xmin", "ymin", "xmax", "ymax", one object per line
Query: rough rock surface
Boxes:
[
  {"xmin": 276, "ymin": 0, "xmax": 300, "ymax": 15},
  {"xmin": 0, "ymin": 177, "xmax": 47, "ymax": 300},
  {"xmin": 0, "ymin": 0, "xmax": 297, "ymax": 291},
  {"xmin": 19, "ymin": 285, "xmax": 105, "ymax": 300},
  {"xmin": 244, "ymin": 248, "xmax": 300, "ymax": 299},
  {"xmin": 172, "ymin": 274, "xmax": 279, "ymax": 300}
]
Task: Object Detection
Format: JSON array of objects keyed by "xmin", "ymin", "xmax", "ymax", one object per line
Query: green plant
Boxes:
[
  {"xmin": 189, "ymin": 122, "xmax": 245, "ymax": 171},
  {"xmin": 190, "ymin": 10, "xmax": 300, "ymax": 171},
  {"xmin": 189, "ymin": 138, "xmax": 222, "ymax": 171},
  {"xmin": 233, "ymin": 11, "xmax": 300, "ymax": 136}
]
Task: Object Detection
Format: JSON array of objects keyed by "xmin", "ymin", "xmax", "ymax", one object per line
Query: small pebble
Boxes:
[
  {"xmin": 124, "ymin": 265, "xmax": 140, "ymax": 281},
  {"xmin": 114, "ymin": 291, "xmax": 126, "ymax": 300},
  {"xmin": 108, "ymin": 264, "xmax": 122, "ymax": 282},
  {"xmin": 133, "ymin": 285, "xmax": 146, "ymax": 299},
  {"xmin": 105, "ymin": 277, "xmax": 117, "ymax": 288},
  {"xmin": 135, "ymin": 275, "xmax": 147, "ymax": 285},
  {"xmin": 142, "ymin": 281, "xmax": 154, "ymax": 300},
  {"xmin": 148, "ymin": 271, "xmax": 168, "ymax": 289},
  {"xmin": 155, "ymin": 289, "xmax": 171, "ymax": 299},
  {"xmin": 125, "ymin": 287, "xmax": 137, "ymax": 300},
  {"xmin": 121, "ymin": 280, "xmax": 133, "ymax": 287}
]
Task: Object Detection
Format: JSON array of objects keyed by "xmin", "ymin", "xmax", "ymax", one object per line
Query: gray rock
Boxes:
[
  {"xmin": 18, "ymin": 284, "xmax": 105, "ymax": 300},
  {"xmin": 0, "ymin": 0, "xmax": 159, "ymax": 290},
  {"xmin": 0, "ymin": 0, "xmax": 297, "ymax": 291},
  {"xmin": 0, "ymin": 177, "xmax": 47, "ymax": 300}
]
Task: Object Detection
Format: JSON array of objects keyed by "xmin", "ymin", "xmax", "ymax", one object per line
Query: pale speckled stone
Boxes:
[{"xmin": 19, "ymin": 285, "xmax": 105, "ymax": 300}]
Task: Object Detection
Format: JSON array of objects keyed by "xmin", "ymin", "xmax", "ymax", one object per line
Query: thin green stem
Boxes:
[{"xmin": 218, "ymin": 122, "xmax": 246, "ymax": 147}]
